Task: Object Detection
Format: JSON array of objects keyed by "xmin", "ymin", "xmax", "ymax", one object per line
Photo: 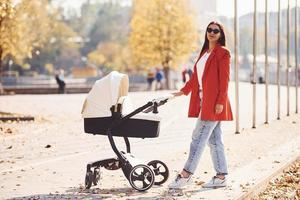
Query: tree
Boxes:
[
  {"xmin": 87, "ymin": 51, "xmax": 106, "ymax": 68},
  {"xmin": 1, "ymin": 0, "xmax": 55, "ymax": 76},
  {"xmin": 0, "ymin": 0, "xmax": 80, "ymax": 75},
  {"xmin": 81, "ymin": 1, "xmax": 131, "ymax": 56},
  {"xmin": 64, "ymin": 0, "xmax": 132, "ymax": 72},
  {"xmin": 19, "ymin": 0, "xmax": 79, "ymax": 73},
  {"xmin": 12, "ymin": 0, "xmax": 53, "ymax": 74},
  {"xmin": 88, "ymin": 42, "xmax": 131, "ymax": 72},
  {"xmin": 129, "ymin": 0, "xmax": 198, "ymax": 89},
  {"xmin": 0, "ymin": 0, "xmax": 18, "ymax": 82},
  {"xmin": 31, "ymin": 15, "xmax": 80, "ymax": 73}
]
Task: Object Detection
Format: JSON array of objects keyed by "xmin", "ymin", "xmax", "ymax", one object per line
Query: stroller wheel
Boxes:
[
  {"xmin": 85, "ymin": 171, "xmax": 93, "ymax": 189},
  {"xmin": 93, "ymin": 168, "xmax": 101, "ymax": 186},
  {"xmin": 129, "ymin": 164, "xmax": 155, "ymax": 191},
  {"xmin": 147, "ymin": 160, "xmax": 169, "ymax": 185}
]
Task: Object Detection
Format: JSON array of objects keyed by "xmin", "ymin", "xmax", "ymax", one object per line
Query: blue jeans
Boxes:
[{"xmin": 183, "ymin": 119, "xmax": 228, "ymax": 175}]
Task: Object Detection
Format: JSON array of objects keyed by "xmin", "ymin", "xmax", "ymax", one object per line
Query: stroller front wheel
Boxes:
[{"xmin": 129, "ymin": 164, "xmax": 155, "ymax": 191}]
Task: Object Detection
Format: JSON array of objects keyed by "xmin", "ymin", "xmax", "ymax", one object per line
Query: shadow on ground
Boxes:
[
  {"xmin": 7, "ymin": 182, "xmax": 214, "ymax": 199},
  {"xmin": 8, "ymin": 186, "xmax": 181, "ymax": 200}
]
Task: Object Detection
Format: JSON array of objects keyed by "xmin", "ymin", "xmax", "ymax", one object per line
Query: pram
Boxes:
[{"xmin": 81, "ymin": 71, "xmax": 172, "ymax": 191}]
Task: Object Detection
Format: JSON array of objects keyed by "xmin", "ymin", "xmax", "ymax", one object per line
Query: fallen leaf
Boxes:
[
  {"xmin": 195, "ymin": 181, "xmax": 205, "ymax": 185},
  {"xmin": 5, "ymin": 128, "xmax": 12, "ymax": 134}
]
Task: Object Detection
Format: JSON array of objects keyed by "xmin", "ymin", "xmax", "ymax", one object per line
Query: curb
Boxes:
[
  {"xmin": 0, "ymin": 116, "xmax": 34, "ymax": 122},
  {"xmin": 236, "ymin": 155, "xmax": 300, "ymax": 200}
]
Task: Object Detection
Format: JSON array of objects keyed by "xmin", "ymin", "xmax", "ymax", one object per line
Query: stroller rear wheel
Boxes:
[
  {"xmin": 128, "ymin": 164, "xmax": 155, "ymax": 191},
  {"xmin": 147, "ymin": 160, "xmax": 169, "ymax": 185},
  {"xmin": 85, "ymin": 170, "xmax": 93, "ymax": 189}
]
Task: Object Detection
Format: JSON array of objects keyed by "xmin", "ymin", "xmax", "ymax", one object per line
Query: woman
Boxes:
[{"xmin": 168, "ymin": 21, "xmax": 233, "ymax": 189}]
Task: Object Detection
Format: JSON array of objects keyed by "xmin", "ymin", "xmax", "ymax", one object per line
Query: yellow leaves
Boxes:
[
  {"xmin": 1, "ymin": 12, "xmax": 6, "ymax": 18},
  {"xmin": 0, "ymin": 1, "xmax": 8, "ymax": 14},
  {"xmin": 254, "ymin": 160, "xmax": 300, "ymax": 200},
  {"xmin": 0, "ymin": 1, "xmax": 15, "ymax": 21},
  {"xmin": 0, "ymin": 1, "xmax": 16, "ymax": 60},
  {"xmin": 87, "ymin": 51, "xmax": 106, "ymax": 67},
  {"xmin": 0, "ymin": 0, "xmax": 78, "ymax": 66},
  {"xmin": 87, "ymin": 41, "xmax": 132, "ymax": 71},
  {"xmin": 22, "ymin": 63, "xmax": 30, "ymax": 70},
  {"xmin": 27, "ymin": 51, "xmax": 32, "ymax": 59},
  {"xmin": 45, "ymin": 63, "xmax": 54, "ymax": 74},
  {"xmin": 15, "ymin": 0, "xmax": 52, "ymax": 46},
  {"xmin": 130, "ymin": 0, "xmax": 198, "ymax": 70}
]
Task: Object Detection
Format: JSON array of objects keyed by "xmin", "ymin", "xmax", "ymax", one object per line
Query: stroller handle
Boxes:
[{"xmin": 143, "ymin": 94, "xmax": 174, "ymax": 113}]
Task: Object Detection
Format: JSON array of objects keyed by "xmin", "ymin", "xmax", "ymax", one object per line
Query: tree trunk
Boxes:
[
  {"xmin": 163, "ymin": 65, "xmax": 170, "ymax": 90},
  {"xmin": 0, "ymin": 48, "xmax": 4, "ymax": 94},
  {"xmin": 0, "ymin": 48, "xmax": 2, "ymax": 82}
]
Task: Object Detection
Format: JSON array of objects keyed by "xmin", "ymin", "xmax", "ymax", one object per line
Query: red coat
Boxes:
[{"xmin": 180, "ymin": 44, "xmax": 233, "ymax": 121}]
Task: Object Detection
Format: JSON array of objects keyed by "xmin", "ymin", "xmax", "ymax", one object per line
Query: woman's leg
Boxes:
[
  {"xmin": 168, "ymin": 119, "xmax": 218, "ymax": 189},
  {"xmin": 183, "ymin": 119, "xmax": 219, "ymax": 175},
  {"xmin": 208, "ymin": 122, "xmax": 228, "ymax": 176}
]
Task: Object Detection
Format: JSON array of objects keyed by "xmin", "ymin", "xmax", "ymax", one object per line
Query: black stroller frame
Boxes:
[{"xmin": 84, "ymin": 98, "xmax": 170, "ymax": 191}]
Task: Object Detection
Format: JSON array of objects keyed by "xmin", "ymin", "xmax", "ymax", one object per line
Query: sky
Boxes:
[{"xmin": 51, "ymin": 0, "xmax": 294, "ymax": 17}]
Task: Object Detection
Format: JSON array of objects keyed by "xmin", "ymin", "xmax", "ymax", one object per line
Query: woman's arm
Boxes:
[
  {"xmin": 180, "ymin": 70, "xmax": 196, "ymax": 95},
  {"xmin": 216, "ymin": 50, "xmax": 231, "ymax": 105}
]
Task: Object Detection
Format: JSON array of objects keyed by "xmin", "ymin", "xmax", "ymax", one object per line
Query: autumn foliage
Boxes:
[{"xmin": 129, "ymin": 0, "xmax": 198, "ymax": 88}]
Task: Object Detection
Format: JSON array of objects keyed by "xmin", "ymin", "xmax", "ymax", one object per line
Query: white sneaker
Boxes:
[
  {"xmin": 202, "ymin": 176, "xmax": 227, "ymax": 188},
  {"xmin": 168, "ymin": 174, "xmax": 192, "ymax": 189}
]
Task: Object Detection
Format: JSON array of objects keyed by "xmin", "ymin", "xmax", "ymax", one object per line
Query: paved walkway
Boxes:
[{"xmin": 0, "ymin": 82, "xmax": 299, "ymax": 199}]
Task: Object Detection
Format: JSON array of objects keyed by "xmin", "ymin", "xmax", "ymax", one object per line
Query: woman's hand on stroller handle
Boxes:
[
  {"xmin": 171, "ymin": 91, "xmax": 184, "ymax": 97},
  {"xmin": 152, "ymin": 95, "xmax": 172, "ymax": 104}
]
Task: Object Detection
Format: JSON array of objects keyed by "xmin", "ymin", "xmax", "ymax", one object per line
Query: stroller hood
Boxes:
[{"xmin": 82, "ymin": 71, "xmax": 130, "ymax": 118}]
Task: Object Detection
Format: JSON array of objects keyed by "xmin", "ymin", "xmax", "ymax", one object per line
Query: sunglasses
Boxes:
[{"xmin": 207, "ymin": 28, "xmax": 221, "ymax": 34}]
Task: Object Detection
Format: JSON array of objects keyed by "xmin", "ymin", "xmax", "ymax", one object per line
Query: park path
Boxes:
[{"xmin": 0, "ymin": 82, "xmax": 299, "ymax": 199}]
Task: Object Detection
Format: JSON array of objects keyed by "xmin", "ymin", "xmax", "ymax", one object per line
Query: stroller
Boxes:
[{"xmin": 81, "ymin": 71, "xmax": 172, "ymax": 191}]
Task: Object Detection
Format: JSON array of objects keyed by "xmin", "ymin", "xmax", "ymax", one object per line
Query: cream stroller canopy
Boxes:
[{"xmin": 81, "ymin": 71, "xmax": 130, "ymax": 118}]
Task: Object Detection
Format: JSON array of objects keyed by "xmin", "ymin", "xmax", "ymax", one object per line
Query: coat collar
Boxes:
[
  {"xmin": 193, "ymin": 44, "xmax": 222, "ymax": 84},
  {"xmin": 198, "ymin": 44, "xmax": 220, "ymax": 60},
  {"xmin": 201, "ymin": 45, "xmax": 219, "ymax": 79}
]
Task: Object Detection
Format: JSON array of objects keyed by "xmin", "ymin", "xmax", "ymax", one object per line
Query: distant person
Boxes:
[
  {"xmin": 155, "ymin": 68, "xmax": 164, "ymax": 90},
  {"xmin": 181, "ymin": 67, "xmax": 187, "ymax": 83},
  {"xmin": 169, "ymin": 21, "xmax": 233, "ymax": 189},
  {"xmin": 187, "ymin": 68, "xmax": 193, "ymax": 79},
  {"xmin": 146, "ymin": 69, "xmax": 155, "ymax": 90},
  {"xmin": 182, "ymin": 66, "xmax": 193, "ymax": 83},
  {"xmin": 258, "ymin": 68, "xmax": 264, "ymax": 84},
  {"xmin": 55, "ymin": 69, "xmax": 66, "ymax": 94}
]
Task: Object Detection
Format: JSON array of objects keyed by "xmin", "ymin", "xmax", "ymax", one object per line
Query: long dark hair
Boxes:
[{"xmin": 200, "ymin": 21, "xmax": 226, "ymax": 55}]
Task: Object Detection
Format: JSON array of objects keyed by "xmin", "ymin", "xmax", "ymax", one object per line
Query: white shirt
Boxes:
[{"xmin": 196, "ymin": 51, "xmax": 211, "ymax": 89}]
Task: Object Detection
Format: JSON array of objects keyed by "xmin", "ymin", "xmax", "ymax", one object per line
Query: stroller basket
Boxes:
[{"xmin": 84, "ymin": 115, "xmax": 160, "ymax": 138}]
